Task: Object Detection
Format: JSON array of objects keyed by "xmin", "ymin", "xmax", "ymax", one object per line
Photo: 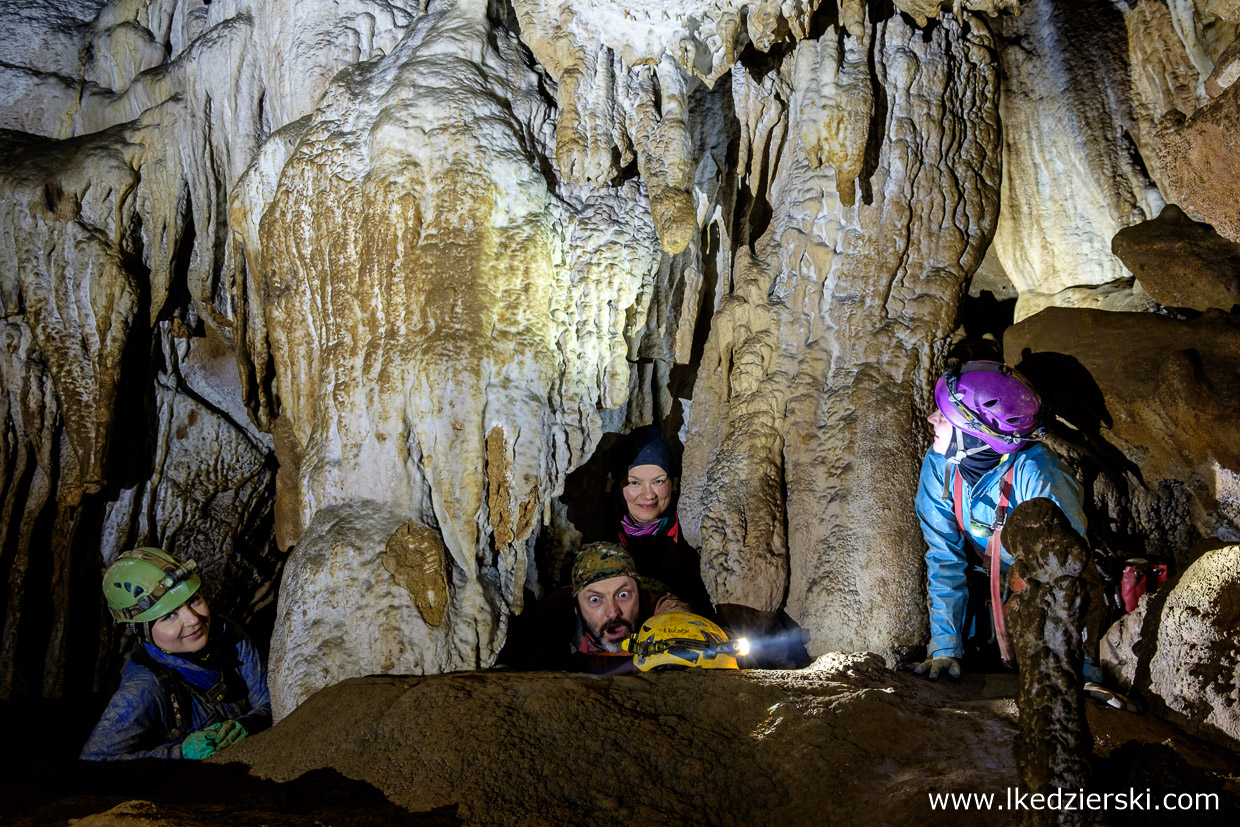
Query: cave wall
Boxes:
[{"xmin": 1, "ymin": 0, "xmax": 1239, "ymax": 716}]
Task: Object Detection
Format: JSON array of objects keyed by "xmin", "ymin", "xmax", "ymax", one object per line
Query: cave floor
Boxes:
[{"xmin": 4, "ymin": 655, "xmax": 1238, "ymax": 826}]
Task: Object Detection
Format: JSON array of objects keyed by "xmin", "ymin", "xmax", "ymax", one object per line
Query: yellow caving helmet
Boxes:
[{"xmin": 624, "ymin": 612, "xmax": 746, "ymax": 671}]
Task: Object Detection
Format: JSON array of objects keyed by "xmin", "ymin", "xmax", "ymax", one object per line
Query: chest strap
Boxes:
[{"xmin": 131, "ymin": 648, "xmax": 244, "ymax": 737}]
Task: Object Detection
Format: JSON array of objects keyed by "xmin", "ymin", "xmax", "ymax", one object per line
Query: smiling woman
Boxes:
[
  {"xmin": 149, "ymin": 594, "xmax": 212, "ymax": 654},
  {"xmin": 80, "ymin": 548, "xmax": 271, "ymax": 761},
  {"xmin": 611, "ymin": 426, "xmax": 715, "ymax": 618}
]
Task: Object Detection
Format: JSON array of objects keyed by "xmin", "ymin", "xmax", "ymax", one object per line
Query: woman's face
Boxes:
[
  {"xmin": 623, "ymin": 464, "xmax": 673, "ymax": 524},
  {"xmin": 150, "ymin": 594, "xmax": 211, "ymax": 654},
  {"xmin": 928, "ymin": 408, "xmax": 954, "ymax": 455}
]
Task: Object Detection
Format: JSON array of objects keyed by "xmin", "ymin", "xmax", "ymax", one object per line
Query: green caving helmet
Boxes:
[{"xmin": 103, "ymin": 547, "xmax": 202, "ymax": 623}]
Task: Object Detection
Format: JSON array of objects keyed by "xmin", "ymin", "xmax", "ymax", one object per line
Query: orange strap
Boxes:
[{"xmin": 950, "ymin": 463, "xmax": 1017, "ymax": 663}]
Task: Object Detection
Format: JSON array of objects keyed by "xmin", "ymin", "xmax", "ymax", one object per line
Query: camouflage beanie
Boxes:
[{"xmin": 571, "ymin": 542, "xmax": 638, "ymax": 596}]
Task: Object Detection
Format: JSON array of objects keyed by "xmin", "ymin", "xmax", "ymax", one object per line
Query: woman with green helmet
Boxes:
[{"xmin": 80, "ymin": 548, "xmax": 271, "ymax": 760}]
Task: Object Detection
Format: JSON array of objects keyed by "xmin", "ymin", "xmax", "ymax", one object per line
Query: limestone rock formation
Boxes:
[
  {"xmin": 1007, "ymin": 307, "xmax": 1240, "ymax": 564},
  {"xmin": 0, "ymin": 0, "xmax": 419, "ymax": 697},
  {"xmin": 1157, "ymin": 79, "xmax": 1240, "ymax": 243},
  {"xmin": 2, "ymin": 0, "xmax": 1240, "ymax": 729},
  {"xmin": 1112, "ymin": 203, "xmax": 1240, "ymax": 312},
  {"xmin": 681, "ymin": 9, "xmax": 1003, "ymax": 662},
  {"xmin": 1102, "ymin": 545, "xmax": 1240, "ymax": 750},
  {"xmin": 1004, "ymin": 498, "xmax": 1095, "ymax": 823},
  {"xmin": 992, "ymin": 0, "xmax": 1161, "ymax": 322},
  {"xmin": 243, "ymin": 0, "xmax": 671, "ymax": 708}
]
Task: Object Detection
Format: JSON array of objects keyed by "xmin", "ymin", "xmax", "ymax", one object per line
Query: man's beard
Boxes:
[{"xmin": 590, "ymin": 617, "xmax": 634, "ymax": 652}]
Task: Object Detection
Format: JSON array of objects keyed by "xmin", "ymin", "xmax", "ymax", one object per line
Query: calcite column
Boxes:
[{"xmin": 681, "ymin": 10, "xmax": 1003, "ymax": 661}]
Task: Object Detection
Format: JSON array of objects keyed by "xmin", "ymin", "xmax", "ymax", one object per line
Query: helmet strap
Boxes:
[
  {"xmin": 131, "ymin": 620, "xmax": 154, "ymax": 644},
  {"xmin": 946, "ymin": 428, "xmax": 988, "ymax": 464}
]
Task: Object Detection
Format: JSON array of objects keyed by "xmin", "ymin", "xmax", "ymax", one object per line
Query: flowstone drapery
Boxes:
[
  {"xmin": 243, "ymin": 0, "xmax": 666, "ymax": 715},
  {"xmin": 0, "ymin": 0, "xmax": 420, "ymax": 697},
  {"xmin": 680, "ymin": 10, "xmax": 1003, "ymax": 659},
  {"xmin": 3, "ymin": 0, "xmax": 1240, "ymax": 723}
]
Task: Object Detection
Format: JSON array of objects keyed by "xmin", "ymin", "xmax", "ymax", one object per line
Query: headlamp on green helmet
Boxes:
[{"xmin": 103, "ymin": 547, "xmax": 202, "ymax": 623}]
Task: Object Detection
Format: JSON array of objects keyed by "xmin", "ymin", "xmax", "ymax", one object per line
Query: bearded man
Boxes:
[{"xmin": 570, "ymin": 542, "xmax": 690, "ymax": 671}]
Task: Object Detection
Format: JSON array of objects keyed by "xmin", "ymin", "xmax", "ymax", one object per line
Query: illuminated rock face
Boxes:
[
  {"xmin": 248, "ymin": 1, "xmax": 666, "ymax": 715},
  {"xmin": 1, "ymin": 0, "xmax": 1239, "ymax": 714},
  {"xmin": 1102, "ymin": 546, "xmax": 1240, "ymax": 750},
  {"xmin": 680, "ymin": 12, "xmax": 1003, "ymax": 660}
]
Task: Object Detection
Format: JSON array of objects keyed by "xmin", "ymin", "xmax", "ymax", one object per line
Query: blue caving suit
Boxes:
[
  {"xmin": 81, "ymin": 615, "xmax": 271, "ymax": 760},
  {"xmin": 915, "ymin": 444, "xmax": 1087, "ymax": 660}
]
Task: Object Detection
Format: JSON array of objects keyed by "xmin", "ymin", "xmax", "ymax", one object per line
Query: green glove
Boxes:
[
  {"xmin": 181, "ymin": 722, "xmax": 225, "ymax": 760},
  {"xmin": 215, "ymin": 719, "xmax": 249, "ymax": 748},
  {"xmin": 912, "ymin": 656, "xmax": 961, "ymax": 681}
]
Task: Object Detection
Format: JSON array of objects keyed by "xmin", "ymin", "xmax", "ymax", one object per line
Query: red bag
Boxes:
[{"xmin": 1120, "ymin": 559, "xmax": 1169, "ymax": 612}]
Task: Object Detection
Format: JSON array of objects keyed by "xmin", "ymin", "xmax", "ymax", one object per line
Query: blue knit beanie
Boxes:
[{"xmin": 621, "ymin": 425, "xmax": 672, "ymax": 474}]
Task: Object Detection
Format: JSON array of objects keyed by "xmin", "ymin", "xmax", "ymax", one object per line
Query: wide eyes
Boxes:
[{"xmin": 586, "ymin": 590, "xmax": 633, "ymax": 605}]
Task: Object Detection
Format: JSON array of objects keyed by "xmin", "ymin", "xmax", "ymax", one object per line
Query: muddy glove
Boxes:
[
  {"xmin": 214, "ymin": 719, "xmax": 249, "ymax": 749},
  {"xmin": 180, "ymin": 722, "xmax": 225, "ymax": 760},
  {"xmin": 912, "ymin": 656, "xmax": 961, "ymax": 681}
]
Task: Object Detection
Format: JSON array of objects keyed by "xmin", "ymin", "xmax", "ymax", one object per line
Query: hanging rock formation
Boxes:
[
  {"xmin": 0, "ymin": 0, "xmax": 419, "ymax": 697},
  {"xmin": 2, "ymin": 0, "xmax": 1240, "ymax": 727},
  {"xmin": 992, "ymin": 0, "xmax": 1161, "ymax": 321},
  {"xmin": 680, "ymin": 9, "xmax": 1003, "ymax": 662}
]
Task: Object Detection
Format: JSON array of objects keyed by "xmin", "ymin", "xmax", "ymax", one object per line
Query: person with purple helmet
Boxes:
[{"xmin": 912, "ymin": 360, "xmax": 1088, "ymax": 681}]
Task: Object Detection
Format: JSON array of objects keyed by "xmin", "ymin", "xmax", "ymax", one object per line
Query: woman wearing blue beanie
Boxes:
[{"xmin": 612, "ymin": 425, "xmax": 715, "ymax": 618}]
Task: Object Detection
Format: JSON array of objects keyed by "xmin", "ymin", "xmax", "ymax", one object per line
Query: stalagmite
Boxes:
[
  {"xmin": 1004, "ymin": 498, "xmax": 1095, "ymax": 827},
  {"xmin": 683, "ymin": 10, "xmax": 1003, "ymax": 659}
]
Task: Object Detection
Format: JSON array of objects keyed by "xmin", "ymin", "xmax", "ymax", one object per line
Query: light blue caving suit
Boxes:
[
  {"xmin": 915, "ymin": 444, "xmax": 1087, "ymax": 660},
  {"xmin": 81, "ymin": 615, "xmax": 271, "ymax": 760}
]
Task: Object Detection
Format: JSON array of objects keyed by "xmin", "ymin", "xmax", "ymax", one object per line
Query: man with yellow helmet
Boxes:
[{"xmin": 568, "ymin": 542, "xmax": 692, "ymax": 672}]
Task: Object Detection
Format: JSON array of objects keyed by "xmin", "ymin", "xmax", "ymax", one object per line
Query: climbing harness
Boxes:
[
  {"xmin": 945, "ymin": 460, "xmax": 1018, "ymax": 664},
  {"xmin": 129, "ymin": 646, "xmax": 244, "ymax": 740}
]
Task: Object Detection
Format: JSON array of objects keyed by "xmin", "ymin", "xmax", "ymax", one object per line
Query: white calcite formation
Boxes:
[
  {"xmin": 681, "ymin": 12, "xmax": 1003, "ymax": 658},
  {"xmin": 245, "ymin": 0, "xmax": 666, "ymax": 714},
  {"xmin": 1, "ymin": 0, "xmax": 1239, "ymax": 716}
]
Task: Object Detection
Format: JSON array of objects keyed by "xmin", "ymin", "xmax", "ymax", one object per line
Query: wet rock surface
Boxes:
[{"xmin": 6, "ymin": 659, "xmax": 1240, "ymax": 826}]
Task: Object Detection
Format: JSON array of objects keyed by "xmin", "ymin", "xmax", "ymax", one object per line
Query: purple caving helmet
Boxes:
[{"xmin": 933, "ymin": 360, "xmax": 1042, "ymax": 453}]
